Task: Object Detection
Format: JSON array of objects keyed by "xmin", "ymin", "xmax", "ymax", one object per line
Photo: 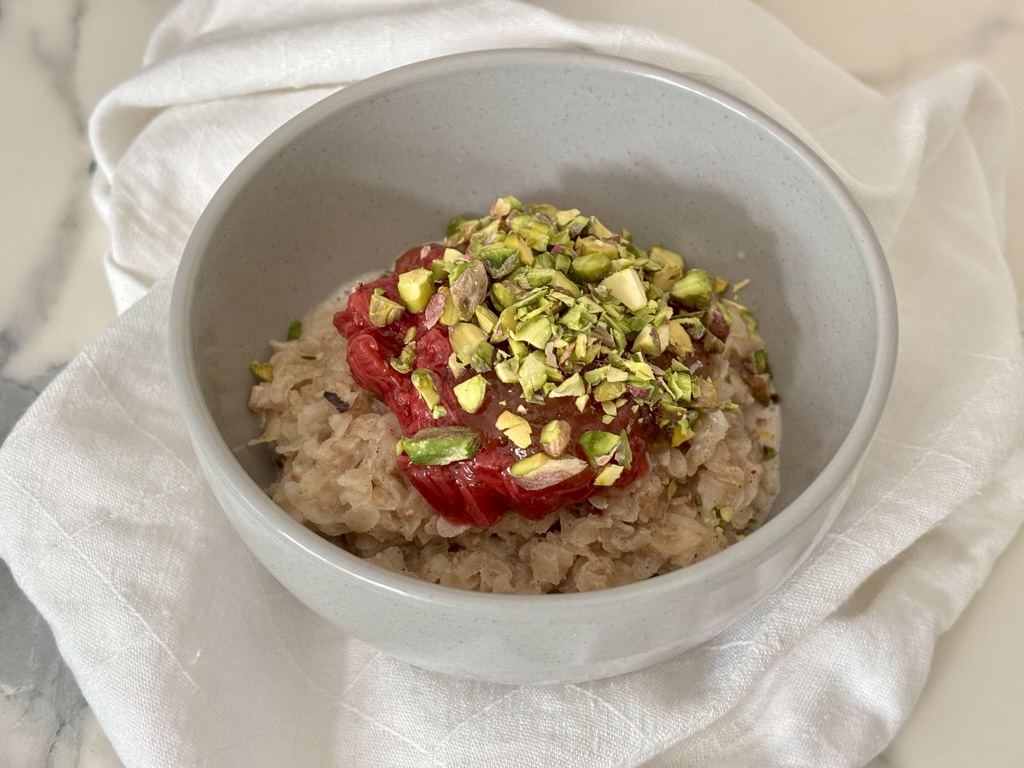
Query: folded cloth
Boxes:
[{"xmin": 2, "ymin": 1, "xmax": 1023, "ymax": 766}]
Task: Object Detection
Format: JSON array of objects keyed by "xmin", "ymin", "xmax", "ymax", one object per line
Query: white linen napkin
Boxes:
[{"xmin": 2, "ymin": 1, "xmax": 1023, "ymax": 766}]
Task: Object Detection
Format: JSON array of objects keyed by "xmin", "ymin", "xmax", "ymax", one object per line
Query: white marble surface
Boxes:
[{"xmin": 1, "ymin": 1, "xmax": 1021, "ymax": 766}]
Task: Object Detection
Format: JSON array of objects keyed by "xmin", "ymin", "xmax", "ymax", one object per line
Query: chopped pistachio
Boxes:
[
  {"xmin": 571, "ymin": 253, "xmax": 612, "ymax": 283},
  {"xmin": 368, "ymin": 292, "xmax": 405, "ymax": 327},
  {"xmin": 390, "ymin": 343, "xmax": 417, "ymax": 373},
  {"xmin": 666, "ymin": 319, "xmax": 694, "ymax": 356},
  {"xmin": 763, "ymin": 446, "xmax": 778, "ymax": 460},
  {"xmin": 539, "ymin": 420, "xmax": 571, "ymax": 456},
  {"xmin": 397, "ymin": 426, "xmax": 481, "ymax": 466},
  {"xmin": 450, "ymin": 322, "xmax": 488, "ymax": 364},
  {"xmin": 593, "ymin": 380, "xmax": 626, "ymax": 402},
  {"xmin": 561, "ymin": 303, "xmax": 594, "ymax": 332},
  {"xmin": 491, "ymin": 306, "xmax": 517, "ymax": 343},
  {"xmin": 470, "ymin": 341, "xmax": 495, "ymax": 372},
  {"xmin": 594, "ymin": 464, "xmax": 624, "ymax": 486},
  {"xmin": 489, "ymin": 281, "xmax": 518, "ymax": 311},
  {"xmin": 478, "ymin": 244, "xmax": 520, "ymax": 279},
  {"xmin": 616, "ymin": 430, "xmax": 632, "ymax": 469},
  {"xmin": 249, "ymin": 361, "xmax": 273, "ymax": 382},
  {"xmin": 678, "ymin": 316, "xmax": 706, "ymax": 339},
  {"xmin": 664, "ymin": 370, "xmax": 693, "ymax": 403},
  {"xmin": 397, "ymin": 268, "xmax": 435, "ymax": 313},
  {"xmin": 549, "ymin": 372, "xmax": 585, "ymax": 398},
  {"xmin": 739, "ymin": 306, "xmax": 758, "ymax": 333},
  {"xmin": 632, "ymin": 323, "xmax": 669, "ymax": 356},
  {"xmin": 512, "ymin": 316, "xmax": 553, "ymax": 349},
  {"xmin": 446, "ymin": 216, "xmax": 469, "ymax": 239},
  {"xmin": 450, "ymin": 259, "xmax": 489, "ymax": 321},
  {"xmin": 599, "ymin": 268, "xmax": 648, "ymax": 312},
  {"xmin": 670, "ymin": 268, "xmax": 713, "ymax": 310},
  {"xmin": 453, "ymin": 374, "xmax": 487, "ymax": 413},
  {"xmin": 509, "ymin": 454, "xmax": 589, "ymax": 490},
  {"xmin": 439, "ymin": 290, "xmax": 461, "ymax": 326},
  {"xmin": 286, "ymin": 320, "xmax": 303, "ymax": 341},
  {"xmin": 447, "ymin": 352, "xmax": 467, "ymax": 378},
  {"xmin": 508, "ymin": 214, "xmax": 554, "ymax": 251},
  {"xmin": 554, "ymin": 208, "xmax": 582, "ymax": 227},
  {"xmin": 578, "ymin": 430, "xmax": 621, "ymax": 467},
  {"xmin": 713, "ymin": 276, "xmax": 730, "ymax": 294},
  {"xmin": 493, "ymin": 357, "xmax": 520, "ymax": 384},
  {"xmin": 648, "ymin": 246, "xmax": 685, "ymax": 291},
  {"xmin": 475, "ymin": 305, "xmax": 499, "ymax": 334},
  {"xmin": 587, "ymin": 216, "xmax": 616, "ymax": 239},
  {"xmin": 518, "ymin": 350, "xmax": 548, "ymax": 400},
  {"xmin": 496, "ymin": 410, "xmax": 532, "ymax": 448},
  {"xmin": 543, "ymin": 269, "xmax": 582, "ymax": 297},
  {"xmin": 490, "ymin": 195, "xmax": 523, "ymax": 217},
  {"xmin": 752, "ymin": 348, "xmax": 768, "ymax": 375},
  {"xmin": 748, "ymin": 373, "xmax": 772, "ymax": 406},
  {"xmin": 576, "ymin": 237, "xmax": 618, "ymax": 258},
  {"xmin": 411, "ymin": 369, "xmax": 442, "ymax": 412},
  {"xmin": 623, "ymin": 358, "xmax": 655, "ymax": 381}
]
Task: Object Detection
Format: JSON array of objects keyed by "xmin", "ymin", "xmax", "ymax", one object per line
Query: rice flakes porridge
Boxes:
[{"xmin": 249, "ymin": 198, "xmax": 780, "ymax": 594}]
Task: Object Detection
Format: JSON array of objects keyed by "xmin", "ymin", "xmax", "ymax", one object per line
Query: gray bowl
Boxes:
[{"xmin": 169, "ymin": 49, "xmax": 896, "ymax": 685}]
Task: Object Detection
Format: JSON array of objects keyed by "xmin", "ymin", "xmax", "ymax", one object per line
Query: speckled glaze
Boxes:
[{"xmin": 169, "ymin": 49, "xmax": 896, "ymax": 685}]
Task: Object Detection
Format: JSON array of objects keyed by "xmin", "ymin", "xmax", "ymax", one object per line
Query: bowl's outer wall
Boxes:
[
  {"xmin": 178, "ymin": 51, "xmax": 889, "ymax": 683},
  {"xmin": 205, "ymin": 454, "xmax": 856, "ymax": 684}
]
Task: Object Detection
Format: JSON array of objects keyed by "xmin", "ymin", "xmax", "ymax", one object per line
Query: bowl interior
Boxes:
[{"xmin": 184, "ymin": 50, "xmax": 884, "ymax": 530}]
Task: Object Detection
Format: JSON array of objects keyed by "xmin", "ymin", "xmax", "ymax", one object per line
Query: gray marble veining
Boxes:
[
  {"xmin": 0, "ymin": 0, "xmax": 126, "ymax": 764},
  {"xmin": 0, "ymin": 561, "xmax": 90, "ymax": 768}
]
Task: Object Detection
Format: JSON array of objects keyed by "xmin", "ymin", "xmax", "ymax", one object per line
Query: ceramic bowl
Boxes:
[{"xmin": 169, "ymin": 49, "xmax": 897, "ymax": 685}]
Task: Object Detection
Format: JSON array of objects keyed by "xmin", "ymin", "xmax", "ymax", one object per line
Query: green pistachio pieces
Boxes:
[
  {"xmin": 539, "ymin": 420, "xmax": 571, "ymax": 456},
  {"xmin": 599, "ymin": 267, "xmax": 648, "ymax": 311},
  {"xmin": 478, "ymin": 244, "xmax": 520, "ymax": 279},
  {"xmin": 411, "ymin": 369, "xmax": 444, "ymax": 416},
  {"xmin": 549, "ymin": 372, "xmax": 585, "ymax": 398},
  {"xmin": 578, "ymin": 430, "xmax": 622, "ymax": 467},
  {"xmin": 398, "ymin": 426, "xmax": 481, "ymax": 465},
  {"xmin": 286, "ymin": 320, "xmax": 303, "ymax": 341},
  {"xmin": 368, "ymin": 291, "xmax": 405, "ymax": 327},
  {"xmin": 511, "ymin": 315, "xmax": 553, "ymax": 349},
  {"xmin": 377, "ymin": 197, "xmax": 773, "ymax": 469},
  {"xmin": 594, "ymin": 464, "xmax": 625, "ymax": 486},
  {"xmin": 450, "ymin": 259, "xmax": 489, "ymax": 321},
  {"xmin": 509, "ymin": 453, "xmax": 589, "ymax": 490},
  {"xmin": 390, "ymin": 343, "xmax": 416, "ymax": 373},
  {"xmin": 670, "ymin": 268, "xmax": 713, "ymax": 309},
  {"xmin": 397, "ymin": 268, "xmax": 435, "ymax": 313},
  {"xmin": 453, "ymin": 374, "xmax": 487, "ymax": 413},
  {"xmin": 571, "ymin": 253, "xmax": 612, "ymax": 283},
  {"xmin": 496, "ymin": 410, "xmax": 532, "ymax": 449},
  {"xmin": 249, "ymin": 361, "xmax": 273, "ymax": 382},
  {"xmin": 451, "ymin": 322, "xmax": 488, "ymax": 364},
  {"xmin": 648, "ymin": 246, "xmax": 684, "ymax": 291}
]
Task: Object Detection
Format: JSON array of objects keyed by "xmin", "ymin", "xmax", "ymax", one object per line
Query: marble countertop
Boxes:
[{"xmin": 1, "ymin": 1, "xmax": 1021, "ymax": 765}]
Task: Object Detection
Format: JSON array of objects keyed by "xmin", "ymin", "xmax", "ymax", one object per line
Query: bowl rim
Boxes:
[{"xmin": 169, "ymin": 47, "xmax": 898, "ymax": 612}]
